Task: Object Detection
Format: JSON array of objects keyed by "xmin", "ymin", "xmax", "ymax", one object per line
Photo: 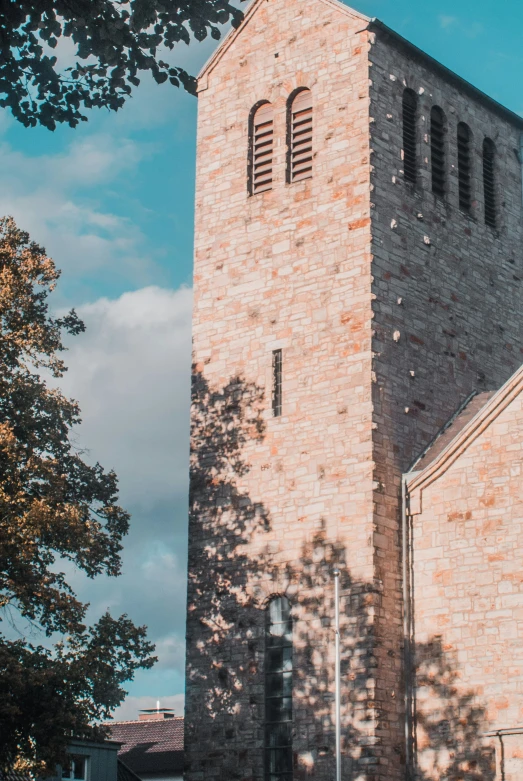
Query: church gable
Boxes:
[
  {"xmin": 197, "ymin": 0, "xmax": 370, "ymax": 93},
  {"xmin": 407, "ymin": 363, "xmax": 523, "ymax": 514},
  {"xmin": 406, "ymin": 367, "xmax": 523, "ymax": 781}
]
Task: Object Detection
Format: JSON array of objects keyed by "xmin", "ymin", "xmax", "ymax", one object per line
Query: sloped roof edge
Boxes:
[
  {"xmin": 370, "ymin": 20, "xmax": 523, "ymax": 129},
  {"xmin": 197, "ymin": 0, "xmax": 370, "ymax": 90},
  {"xmin": 405, "ymin": 363, "xmax": 523, "ymax": 514}
]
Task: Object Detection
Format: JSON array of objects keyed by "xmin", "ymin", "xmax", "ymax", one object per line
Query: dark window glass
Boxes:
[
  {"xmin": 402, "ymin": 89, "xmax": 417, "ymax": 184},
  {"xmin": 483, "ymin": 138, "xmax": 496, "ymax": 228},
  {"xmin": 272, "ymin": 349, "xmax": 282, "ymax": 417},
  {"xmin": 457, "ymin": 122, "xmax": 472, "ymax": 212},
  {"xmin": 430, "ymin": 106, "xmax": 446, "ymax": 197},
  {"xmin": 62, "ymin": 757, "xmax": 86, "ymax": 780},
  {"xmin": 265, "ymin": 596, "xmax": 292, "ymax": 781}
]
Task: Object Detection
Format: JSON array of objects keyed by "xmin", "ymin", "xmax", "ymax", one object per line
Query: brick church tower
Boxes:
[{"xmin": 184, "ymin": 0, "xmax": 523, "ymax": 779}]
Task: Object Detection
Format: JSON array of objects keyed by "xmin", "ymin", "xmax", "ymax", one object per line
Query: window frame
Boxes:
[
  {"xmin": 402, "ymin": 88, "xmax": 418, "ymax": 186},
  {"xmin": 272, "ymin": 349, "xmax": 282, "ymax": 418},
  {"xmin": 287, "ymin": 88, "xmax": 313, "ymax": 184},
  {"xmin": 61, "ymin": 755, "xmax": 88, "ymax": 780},
  {"xmin": 248, "ymin": 101, "xmax": 274, "ymax": 196},
  {"xmin": 430, "ymin": 105, "xmax": 447, "ymax": 198},
  {"xmin": 457, "ymin": 121, "xmax": 473, "ymax": 213},
  {"xmin": 483, "ymin": 137, "xmax": 497, "ymax": 229},
  {"xmin": 264, "ymin": 596, "xmax": 293, "ymax": 781}
]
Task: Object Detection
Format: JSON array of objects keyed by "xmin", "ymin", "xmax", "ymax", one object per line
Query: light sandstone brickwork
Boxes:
[
  {"xmin": 185, "ymin": 1, "xmax": 523, "ymax": 779},
  {"xmin": 406, "ymin": 368, "xmax": 523, "ymax": 781}
]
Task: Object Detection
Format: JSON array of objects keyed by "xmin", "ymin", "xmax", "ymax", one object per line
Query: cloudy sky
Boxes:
[{"xmin": 2, "ymin": 0, "xmax": 523, "ymax": 720}]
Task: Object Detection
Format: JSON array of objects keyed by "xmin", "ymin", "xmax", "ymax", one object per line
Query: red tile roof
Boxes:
[{"xmin": 106, "ymin": 717, "xmax": 184, "ymax": 775}]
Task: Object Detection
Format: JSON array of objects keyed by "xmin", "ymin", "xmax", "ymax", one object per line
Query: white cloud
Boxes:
[
  {"xmin": 51, "ymin": 285, "xmax": 193, "ymax": 706},
  {"xmin": 0, "ymin": 134, "xmax": 158, "ymax": 300},
  {"xmin": 438, "ymin": 15, "xmax": 483, "ymax": 39},
  {"xmin": 59, "ymin": 284, "xmax": 192, "ymax": 504},
  {"xmin": 439, "ymin": 14, "xmax": 458, "ymax": 29}
]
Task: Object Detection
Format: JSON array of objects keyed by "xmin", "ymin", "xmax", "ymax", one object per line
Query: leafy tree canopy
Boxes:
[
  {"xmin": 0, "ymin": 0, "xmax": 243, "ymax": 130},
  {"xmin": 0, "ymin": 216, "xmax": 156, "ymax": 773}
]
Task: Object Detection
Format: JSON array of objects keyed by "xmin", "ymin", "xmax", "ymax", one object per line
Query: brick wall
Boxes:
[
  {"xmin": 407, "ymin": 384, "xmax": 523, "ymax": 781},
  {"xmin": 186, "ymin": 2, "xmax": 523, "ymax": 780},
  {"xmin": 368, "ymin": 27, "xmax": 523, "ymax": 781},
  {"xmin": 186, "ymin": 1, "xmax": 377, "ymax": 779}
]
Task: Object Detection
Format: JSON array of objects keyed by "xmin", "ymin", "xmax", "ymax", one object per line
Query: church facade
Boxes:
[{"xmin": 184, "ymin": 0, "xmax": 523, "ymax": 779}]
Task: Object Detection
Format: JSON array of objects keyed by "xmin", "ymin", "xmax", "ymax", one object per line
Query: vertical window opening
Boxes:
[
  {"xmin": 457, "ymin": 122, "xmax": 472, "ymax": 212},
  {"xmin": 251, "ymin": 103, "xmax": 274, "ymax": 195},
  {"xmin": 402, "ymin": 89, "xmax": 417, "ymax": 185},
  {"xmin": 61, "ymin": 757, "xmax": 87, "ymax": 780},
  {"xmin": 430, "ymin": 106, "xmax": 446, "ymax": 197},
  {"xmin": 288, "ymin": 89, "xmax": 312, "ymax": 183},
  {"xmin": 483, "ymin": 138, "xmax": 496, "ymax": 228},
  {"xmin": 265, "ymin": 596, "xmax": 293, "ymax": 781},
  {"xmin": 272, "ymin": 349, "xmax": 282, "ymax": 418}
]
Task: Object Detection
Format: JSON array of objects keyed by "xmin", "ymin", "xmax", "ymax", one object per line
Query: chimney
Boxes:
[{"xmin": 139, "ymin": 701, "xmax": 175, "ymax": 720}]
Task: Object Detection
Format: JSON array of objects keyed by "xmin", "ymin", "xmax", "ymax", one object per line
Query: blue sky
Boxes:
[{"xmin": 1, "ymin": 0, "xmax": 522, "ymax": 719}]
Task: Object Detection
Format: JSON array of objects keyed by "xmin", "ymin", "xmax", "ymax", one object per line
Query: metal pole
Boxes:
[{"xmin": 333, "ymin": 568, "xmax": 341, "ymax": 781}]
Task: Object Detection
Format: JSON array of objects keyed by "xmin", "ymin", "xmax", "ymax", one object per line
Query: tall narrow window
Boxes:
[
  {"xmin": 457, "ymin": 122, "xmax": 472, "ymax": 212},
  {"xmin": 402, "ymin": 89, "xmax": 417, "ymax": 185},
  {"xmin": 288, "ymin": 89, "xmax": 312, "ymax": 183},
  {"xmin": 251, "ymin": 102, "xmax": 274, "ymax": 195},
  {"xmin": 430, "ymin": 106, "xmax": 446, "ymax": 197},
  {"xmin": 265, "ymin": 596, "xmax": 293, "ymax": 781},
  {"xmin": 272, "ymin": 349, "xmax": 282, "ymax": 417},
  {"xmin": 483, "ymin": 138, "xmax": 496, "ymax": 228}
]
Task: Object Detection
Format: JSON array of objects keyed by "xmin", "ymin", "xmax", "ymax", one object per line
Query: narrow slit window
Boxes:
[
  {"xmin": 402, "ymin": 89, "xmax": 418, "ymax": 185},
  {"xmin": 289, "ymin": 89, "xmax": 312, "ymax": 183},
  {"xmin": 265, "ymin": 596, "xmax": 293, "ymax": 781},
  {"xmin": 457, "ymin": 122, "xmax": 472, "ymax": 212},
  {"xmin": 251, "ymin": 103, "xmax": 274, "ymax": 195},
  {"xmin": 430, "ymin": 106, "xmax": 446, "ymax": 197},
  {"xmin": 483, "ymin": 138, "xmax": 496, "ymax": 228},
  {"xmin": 272, "ymin": 349, "xmax": 282, "ymax": 418}
]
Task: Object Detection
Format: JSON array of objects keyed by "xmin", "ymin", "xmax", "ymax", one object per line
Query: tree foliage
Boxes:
[
  {"xmin": 0, "ymin": 0, "xmax": 244, "ymax": 130},
  {"xmin": 0, "ymin": 217, "xmax": 156, "ymax": 772}
]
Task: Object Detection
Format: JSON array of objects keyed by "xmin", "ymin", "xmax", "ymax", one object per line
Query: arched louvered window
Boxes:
[
  {"xmin": 430, "ymin": 106, "xmax": 446, "ymax": 198},
  {"xmin": 483, "ymin": 138, "xmax": 496, "ymax": 228},
  {"xmin": 402, "ymin": 89, "xmax": 418, "ymax": 185},
  {"xmin": 457, "ymin": 122, "xmax": 472, "ymax": 212},
  {"xmin": 288, "ymin": 89, "xmax": 313, "ymax": 183},
  {"xmin": 250, "ymin": 102, "xmax": 274, "ymax": 195},
  {"xmin": 265, "ymin": 596, "xmax": 293, "ymax": 781}
]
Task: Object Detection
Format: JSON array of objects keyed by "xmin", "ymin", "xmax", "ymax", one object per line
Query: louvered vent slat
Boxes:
[
  {"xmin": 290, "ymin": 90, "xmax": 312, "ymax": 183},
  {"xmin": 402, "ymin": 89, "xmax": 417, "ymax": 185},
  {"xmin": 252, "ymin": 103, "xmax": 274, "ymax": 195},
  {"xmin": 457, "ymin": 123, "xmax": 472, "ymax": 212},
  {"xmin": 483, "ymin": 139, "xmax": 496, "ymax": 229},
  {"xmin": 431, "ymin": 107, "xmax": 446, "ymax": 198}
]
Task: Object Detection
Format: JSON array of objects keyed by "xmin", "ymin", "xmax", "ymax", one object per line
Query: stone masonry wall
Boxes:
[
  {"xmin": 186, "ymin": 1, "xmax": 379, "ymax": 780},
  {"xmin": 368, "ymin": 28, "xmax": 523, "ymax": 781},
  {"xmin": 186, "ymin": 4, "xmax": 523, "ymax": 780},
  {"xmin": 408, "ymin": 390, "xmax": 523, "ymax": 781}
]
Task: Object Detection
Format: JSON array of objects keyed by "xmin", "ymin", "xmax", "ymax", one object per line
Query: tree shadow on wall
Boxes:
[
  {"xmin": 185, "ymin": 366, "xmax": 496, "ymax": 781},
  {"xmin": 414, "ymin": 637, "xmax": 496, "ymax": 781}
]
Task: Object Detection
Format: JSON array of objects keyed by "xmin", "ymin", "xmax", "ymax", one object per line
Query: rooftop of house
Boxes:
[
  {"xmin": 411, "ymin": 390, "xmax": 497, "ymax": 473},
  {"xmin": 106, "ymin": 715, "xmax": 184, "ymax": 777},
  {"xmin": 405, "ymin": 362, "xmax": 523, "ymax": 509}
]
